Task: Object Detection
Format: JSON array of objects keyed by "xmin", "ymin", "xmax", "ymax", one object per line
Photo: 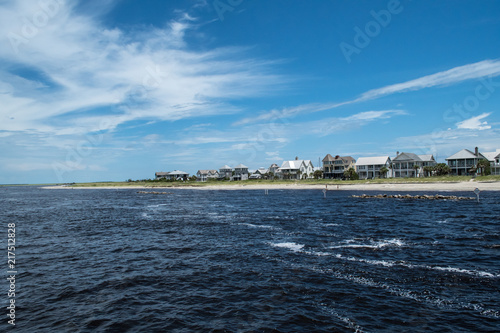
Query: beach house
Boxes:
[
  {"xmin": 155, "ymin": 171, "xmax": 189, "ymax": 180},
  {"xmin": 249, "ymin": 167, "xmax": 270, "ymax": 179},
  {"xmin": 445, "ymin": 148, "xmax": 487, "ymax": 176},
  {"xmin": 392, "ymin": 152, "xmax": 436, "ymax": 178},
  {"xmin": 196, "ymin": 170, "xmax": 219, "ymax": 182},
  {"xmin": 356, "ymin": 156, "xmax": 391, "ymax": 179},
  {"xmin": 278, "ymin": 158, "xmax": 314, "ymax": 179},
  {"xmin": 322, "ymin": 154, "xmax": 356, "ymax": 179},
  {"xmin": 218, "ymin": 165, "xmax": 233, "ymax": 180},
  {"xmin": 165, "ymin": 170, "xmax": 189, "ymax": 180},
  {"xmin": 155, "ymin": 172, "xmax": 169, "ymax": 180},
  {"xmin": 483, "ymin": 149, "xmax": 500, "ymax": 175},
  {"xmin": 269, "ymin": 163, "xmax": 280, "ymax": 176},
  {"xmin": 233, "ymin": 164, "xmax": 249, "ymax": 181}
]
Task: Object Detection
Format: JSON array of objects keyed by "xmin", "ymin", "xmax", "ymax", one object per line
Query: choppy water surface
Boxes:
[{"xmin": 1, "ymin": 186, "xmax": 499, "ymax": 332}]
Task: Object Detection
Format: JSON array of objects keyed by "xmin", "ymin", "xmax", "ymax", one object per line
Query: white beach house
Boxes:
[
  {"xmin": 278, "ymin": 158, "xmax": 314, "ymax": 179},
  {"xmin": 392, "ymin": 152, "xmax": 436, "ymax": 178},
  {"xmin": 196, "ymin": 170, "xmax": 219, "ymax": 182},
  {"xmin": 219, "ymin": 165, "xmax": 233, "ymax": 180},
  {"xmin": 445, "ymin": 148, "xmax": 487, "ymax": 176},
  {"xmin": 233, "ymin": 164, "xmax": 249, "ymax": 181},
  {"xmin": 483, "ymin": 149, "xmax": 500, "ymax": 175},
  {"xmin": 356, "ymin": 156, "xmax": 391, "ymax": 179}
]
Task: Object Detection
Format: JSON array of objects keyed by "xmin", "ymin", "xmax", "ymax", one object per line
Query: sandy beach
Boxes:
[{"xmin": 41, "ymin": 181, "xmax": 500, "ymax": 192}]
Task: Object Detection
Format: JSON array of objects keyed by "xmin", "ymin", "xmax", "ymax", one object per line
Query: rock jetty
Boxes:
[
  {"xmin": 137, "ymin": 191, "xmax": 172, "ymax": 195},
  {"xmin": 352, "ymin": 194, "xmax": 474, "ymax": 200}
]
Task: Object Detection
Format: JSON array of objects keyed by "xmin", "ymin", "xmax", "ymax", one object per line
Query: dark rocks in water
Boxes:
[
  {"xmin": 137, "ymin": 191, "xmax": 172, "ymax": 195},
  {"xmin": 352, "ymin": 194, "xmax": 474, "ymax": 200}
]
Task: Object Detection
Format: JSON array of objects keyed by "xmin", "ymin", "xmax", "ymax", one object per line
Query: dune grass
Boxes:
[{"xmin": 66, "ymin": 175, "xmax": 500, "ymax": 188}]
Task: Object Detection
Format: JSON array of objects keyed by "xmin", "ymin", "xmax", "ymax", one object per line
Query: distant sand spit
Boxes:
[{"xmin": 40, "ymin": 181, "xmax": 500, "ymax": 191}]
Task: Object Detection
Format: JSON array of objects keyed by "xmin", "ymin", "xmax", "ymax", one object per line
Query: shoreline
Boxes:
[{"xmin": 40, "ymin": 181, "xmax": 500, "ymax": 192}]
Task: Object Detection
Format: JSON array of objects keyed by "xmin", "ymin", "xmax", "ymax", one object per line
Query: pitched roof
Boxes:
[
  {"xmin": 340, "ymin": 156, "xmax": 355, "ymax": 162},
  {"xmin": 269, "ymin": 163, "xmax": 279, "ymax": 168},
  {"xmin": 255, "ymin": 167, "xmax": 269, "ymax": 174},
  {"xmin": 322, "ymin": 154, "xmax": 335, "ymax": 162},
  {"xmin": 234, "ymin": 164, "xmax": 248, "ymax": 169},
  {"xmin": 392, "ymin": 152, "xmax": 421, "ymax": 162},
  {"xmin": 417, "ymin": 155, "xmax": 435, "ymax": 162},
  {"xmin": 197, "ymin": 170, "xmax": 218, "ymax": 175},
  {"xmin": 168, "ymin": 170, "xmax": 189, "ymax": 175},
  {"xmin": 445, "ymin": 149, "xmax": 485, "ymax": 160},
  {"xmin": 356, "ymin": 156, "xmax": 390, "ymax": 166},
  {"xmin": 280, "ymin": 160, "xmax": 301, "ymax": 170},
  {"xmin": 323, "ymin": 155, "xmax": 355, "ymax": 164},
  {"xmin": 482, "ymin": 151, "xmax": 500, "ymax": 161},
  {"xmin": 219, "ymin": 165, "xmax": 232, "ymax": 170}
]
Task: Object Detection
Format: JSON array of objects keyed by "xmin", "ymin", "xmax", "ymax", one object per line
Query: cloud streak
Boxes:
[
  {"xmin": 456, "ymin": 112, "xmax": 492, "ymax": 130},
  {"xmin": 357, "ymin": 60, "xmax": 500, "ymax": 102},
  {"xmin": 236, "ymin": 59, "xmax": 500, "ymax": 126},
  {"xmin": 0, "ymin": 1, "xmax": 285, "ymax": 135}
]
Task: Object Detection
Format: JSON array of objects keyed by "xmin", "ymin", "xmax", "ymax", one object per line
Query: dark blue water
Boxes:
[{"xmin": 1, "ymin": 186, "xmax": 499, "ymax": 332}]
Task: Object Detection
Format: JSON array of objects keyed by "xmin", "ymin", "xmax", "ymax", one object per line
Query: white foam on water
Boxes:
[
  {"xmin": 330, "ymin": 238, "xmax": 405, "ymax": 250},
  {"xmin": 270, "ymin": 242, "xmax": 304, "ymax": 252},
  {"xmin": 429, "ymin": 265, "xmax": 499, "ymax": 278},
  {"xmin": 140, "ymin": 212, "xmax": 152, "ymax": 219},
  {"xmin": 310, "ymin": 265, "xmax": 500, "ymax": 319},
  {"xmin": 237, "ymin": 223, "xmax": 275, "ymax": 229},
  {"xmin": 308, "ymin": 250, "xmax": 500, "ymax": 278},
  {"xmin": 147, "ymin": 204, "xmax": 167, "ymax": 208},
  {"xmin": 329, "ymin": 253, "xmax": 396, "ymax": 268},
  {"xmin": 319, "ymin": 304, "xmax": 366, "ymax": 333},
  {"xmin": 324, "ymin": 223, "xmax": 340, "ymax": 227},
  {"xmin": 269, "ymin": 251, "xmax": 500, "ymax": 320}
]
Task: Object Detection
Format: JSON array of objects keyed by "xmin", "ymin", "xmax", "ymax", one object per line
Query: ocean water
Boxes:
[{"xmin": 1, "ymin": 186, "xmax": 499, "ymax": 332}]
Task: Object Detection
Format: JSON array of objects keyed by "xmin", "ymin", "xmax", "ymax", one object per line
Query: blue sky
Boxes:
[{"xmin": 1, "ymin": 0, "xmax": 500, "ymax": 184}]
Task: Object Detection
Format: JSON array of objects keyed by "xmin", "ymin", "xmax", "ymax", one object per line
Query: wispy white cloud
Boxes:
[
  {"xmin": 456, "ymin": 112, "xmax": 492, "ymax": 130},
  {"xmin": 357, "ymin": 60, "xmax": 500, "ymax": 102},
  {"xmin": 236, "ymin": 59, "xmax": 500, "ymax": 126},
  {"xmin": 0, "ymin": 0, "xmax": 285, "ymax": 135},
  {"xmin": 316, "ymin": 110, "xmax": 408, "ymax": 135},
  {"xmin": 393, "ymin": 125, "xmax": 500, "ymax": 160},
  {"xmin": 233, "ymin": 102, "xmax": 349, "ymax": 126}
]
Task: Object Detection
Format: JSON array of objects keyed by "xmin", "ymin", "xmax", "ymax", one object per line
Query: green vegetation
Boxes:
[
  {"xmin": 343, "ymin": 167, "xmax": 359, "ymax": 180},
  {"xmin": 65, "ymin": 174, "xmax": 500, "ymax": 188},
  {"xmin": 379, "ymin": 166, "xmax": 389, "ymax": 178},
  {"xmin": 476, "ymin": 159, "xmax": 491, "ymax": 176}
]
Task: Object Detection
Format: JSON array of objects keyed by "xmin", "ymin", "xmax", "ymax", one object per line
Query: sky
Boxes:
[{"xmin": 1, "ymin": 0, "xmax": 500, "ymax": 184}]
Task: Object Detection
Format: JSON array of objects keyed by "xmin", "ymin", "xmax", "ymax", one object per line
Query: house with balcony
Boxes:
[
  {"xmin": 269, "ymin": 163, "xmax": 280, "ymax": 176},
  {"xmin": 483, "ymin": 149, "xmax": 500, "ymax": 175},
  {"xmin": 219, "ymin": 165, "xmax": 233, "ymax": 180},
  {"xmin": 196, "ymin": 170, "xmax": 219, "ymax": 182},
  {"xmin": 355, "ymin": 156, "xmax": 391, "ymax": 179},
  {"xmin": 166, "ymin": 170, "xmax": 189, "ymax": 180},
  {"xmin": 277, "ymin": 158, "xmax": 314, "ymax": 179},
  {"xmin": 445, "ymin": 148, "xmax": 486, "ymax": 176},
  {"xmin": 155, "ymin": 170, "xmax": 189, "ymax": 180},
  {"xmin": 249, "ymin": 167, "xmax": 269, "ymax": 179},
  {"xmin": 322, "ymin": 154, "xmax": 355, "ymax": 179},
  {"xmin": 392, "ymin": 152, "xmax": 436, "ymax": 178},
  {"xmin": 155, "ymin": 172, "xmax": 169, "ymax": 180},
  {"xmin": 233, "ymin": 164, "xmax": 249, "ymax": 181}
]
